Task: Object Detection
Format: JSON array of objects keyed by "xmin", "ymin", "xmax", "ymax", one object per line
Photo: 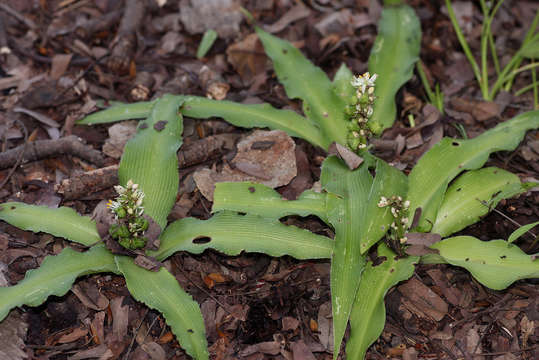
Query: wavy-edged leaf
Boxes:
[
  {"xmin": 78, "ymin": 100, "xmax": 155, "ymax": 124},
  {"xmin": 431, "ymin": 167, "xmax": 533, "ymax": 237},
  {"xmin": 332, "ymin": 63, "xmax": 355, "ymax": 105},
  {"xmin": 116, "ymin": 257, "xmax": 208, "ymax": 360},
  {"xmin": 508, "ymin": 221, "xmax": 539, "ymax": 244},
  {"xmin": 408, "ymin": 110, "xmax": 539, "ymax": 232},
  {"xmin": 118, "ymin": 94, "xmax": 183, "ymax": 229},
  {"xmin": 0, "ymin": 202, "xmax": 99, "ymax": 246},
  {"xmin": 347, "ymin": 244, "xmax": 418, "ymax": 360},
  {"xmin": 179, "ymin": 95, "xmax": 326, "ymax": 149},
  {"xmin": 150, "ymin": 211, "xmax": 333, "ymax": 261},
  {"xmin": 0, "ymin": 245, "xmax": 117, "ymax": 322},
  {"xmin": 255, "ymin": 27, "xmax": 347, "ymax": 147},
  {"xmin": 213, "ymin": 182, "xmax": 329, "ymax": 223},
  {"xmin": 368, "ymin": 4, "xmax": 421, "ymax": 134},
  {"xmin": 430, "ymin": 237, "xmax": 539, "ymax": 290}
]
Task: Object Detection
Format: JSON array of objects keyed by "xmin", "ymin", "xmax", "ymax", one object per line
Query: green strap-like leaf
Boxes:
[
  {"xmin": 368, "ymin": 4, "xmax": 421, "ymax": 134},
  {"xmin": 0, "ymin": 202, "xmax": 99, "ymax": 246},
  {"xmin": 150, "ymin": 211, "xmax": 333, "ymax": 261},
  {"xmin": 255, "ymin": 27, "xmax": 348, "ymax": 147},
  {"xmin": 508, "ymin": 221, "xmax": 539, "ymax": 244},
  {"xmin": 430, "ymin": 237, "xmax": 539, "ymax": 290},
  {"xmin": 347, "ymin": 244, "xmax": 418, "ymax": 360},
  {"xmin": 432, "ymin": 167, "xmax": 533, "ymax": 237},
  {"xmin": 180, "ymin": 95, "xmax": 327, "ymax": 149},
  {"xmin": 0, "ymin": 245, "xmax": 117, "ymax": 322},
  {"xmin": 213, "ymin": 182, "xmax": 329, "ymax": 224},
  {"xmin": 77, "ymin": 100, "xmax": 155, "ymax": 124},
  {"xmin": 321, "ymin": 157, "xmax": 370, "ymax": 359},
  {"xmin": 118, "ymin": 94, "xmax": 184, "ymax": 229},
  {"xmin": 116, "ymin": 257, "xmax": 208, "ymax": 360},
  {"xmin": 408, "ymin": 110, "xmax": 539, "ymax": 232}
]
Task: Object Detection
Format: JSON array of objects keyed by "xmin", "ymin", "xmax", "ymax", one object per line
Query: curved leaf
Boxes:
[
  {"xmin": 78, "ymin": 100, "xmax": 155, "ymax": 124},
  {"xmin": 332, "ymin": 63, "xmax": 355, "ymax": 104},
  {"xmin": 116, "ymin": 257, "xmax": 208, "ymax": 360},
  {"xmin": 150, "ymin": 211, "xmax": 333, "ymax": 261},
  {"xmin": 118, "ymin": 94, "xmax": 183, "ymax": 229},
  {"xmin": 0, "ymin": 202, "xmax": 99, "ymax": 246},
  {"xmin": 368, "ymin": 4, "xmax": 421, "ymax": 134},
  {"xmin": 197, "ymin": 29, "xmax": 218, "ymax": 59},
  {"xmin": 430, "ymin": 237, "xmax": 539, "ymax": 290},
  {"xmin": 347, "ymin": 244, "xmax": 418, "ymax": 360},
  {"xmin": 408, "ymin": 110, "xmax": 539, "ymax": 232},
  {"xmin": 179, "ymin": 96, "xmax": 326, "ymax": 149},
  {"xmin": 508, "ymin": 221, "xmax": 539, "ymax": 244},
  {"xmin": 255, "ymin": 27, "xmax": 348, "ymax": 147},
  {"xmin": 432, "ymin": 167, "xmax": 532, "ymax": 237},
  {"xmin": 0, "ymin": 245, "xmax": 117, "ymax": 322},
  {"xmin": 212, "ymin": 182, "xmax": 329, "ymax": 223}
]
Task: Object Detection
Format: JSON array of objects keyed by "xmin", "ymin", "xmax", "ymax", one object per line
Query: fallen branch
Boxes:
[{"xmin": 0, "ymin": 135, "xmax": 106, "ymax": 169}]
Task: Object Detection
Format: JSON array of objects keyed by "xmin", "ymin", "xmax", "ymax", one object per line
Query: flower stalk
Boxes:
[
  {"xmin": 347, "ymin": 72, "xmax": 378, "ymax": 151},
  {"xmin": 378, "ymin": 195, "xmax": 410, "ymax": 253}
]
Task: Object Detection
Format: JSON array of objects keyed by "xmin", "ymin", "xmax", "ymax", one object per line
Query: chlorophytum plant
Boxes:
[{"xmin": 1, "ymin": 2, "xmax": 538, "ymax": 360}]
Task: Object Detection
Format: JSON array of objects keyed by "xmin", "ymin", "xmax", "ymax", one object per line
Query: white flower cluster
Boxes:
[
  {"xmin": 107, "ymin": 179, "xmax": 145, "ymax": 218},
  {"xmin": 347, "ymin": 72, "xmax": 378, "ymax": 151},
  {"xmin": 378, "ymin": 195, "xmax": 410, "ymax": 245}
]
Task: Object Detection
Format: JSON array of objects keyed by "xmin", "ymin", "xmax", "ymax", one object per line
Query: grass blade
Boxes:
[
  {"xmin": 0, "ymin": 202, "xmax": 99, "ymax": 246},
  {"xmin": 116, "ymin": 257, "xmax": 208, "ymax": 360}
]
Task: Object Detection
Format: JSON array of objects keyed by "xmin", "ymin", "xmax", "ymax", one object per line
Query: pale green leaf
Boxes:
[
  {"xmin": 255, "ymin": 27, "xmax": 348, "ymax": 147},
  {"xmin": 508, "ymin": 221, "xmax": 539, "ymax": 244},
  {"xmin": 332, "ymin": 63, "xmax": 355, "ymax": 105},
  {"xmin": 118, "ymin": 94, "xmax": 183, "ymax": 229},
  {"xmin": 347, "ymin": 244, "xmax": 418, "ymax": 360},
  {"xmin": 150, "ymin": 211, "xmax": 333, "ymax": 261},
  {"xmin": 368, "ymin": 4, "xmax": 421, "ymax": 134},
  {"xmin": 430, "ymin": 237, "xmax": 539, "ymax": 290},
  {"xmin": 197, "ymin": 29, "xmax": 218, "ymax": 59},
  {"xmin": 0, "ymin": 245, "xmax": 117, "ymax": 322},
  {"xmin": 408, "ymin": 110, "xmax": 539, "ymax": 232},
  {"xmin": 116, "ymin": 257, "xmax": 208, "ymax": 360},
  {"xmin": 179, "ymin": 96, "xmax": 327, "ymax": 149},
  {"xmin": 432, "ymin": 167, "xmax": 531, "ymax": 237},
  {"xmin": 77, "ymin": 100, "xmax": 155, "ymax": 124},
  {"xmin": 212, "ymin": 182, "xmax": 329, "ymax": 223},
  {"xmin": 0, "ymin": 202, "xmax": 99, "ymax": 246}
]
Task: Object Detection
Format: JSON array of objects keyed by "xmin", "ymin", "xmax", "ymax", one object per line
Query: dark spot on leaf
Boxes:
[
  {"xmin": 372, "ymin": 256, "xmax": 387, "ymax": 267},
  {"xmin": 282, "ymin": 48, "xmax": 287, "ymax": 54},
  {"xmin": 139, "ymin": 123, "xmax": 148, "ymax": 130},
  {"xmin": 251, "ymin": 141, "xmax": 275, "ymax": 150},
  {"xmin": 187, "ymin": 329, "xmax": 194, "ymax": 333},
  {"xmin": 390, "ymin": 268, "xmax": 395, "ymax": 273},
  {"xmin": 248, "ymin": 187, "xmax": 255, "ymax": 193},
  {"xmin": 482, "ymin": 261, "xmax": 486, "ymax": 264},
  {"xmin": 500, "ymin": 255, "xmax": 506, "ymax": 259},
  {"xmin": 452, "ymin": 141, "xmax": 460, "ymax": 146},
  {"xmin": 10, "ymin": 206, "xmax": 16, "ymax": 210},
  {"xmin": 192, "ymin": 236, "xmax": 211, "ymax": 244},
  {"xmin": 493, "ymin": 170, "xmax": 498, "ymax": 174},
  {"xmin": 456, "ymin": 188, "xmax": 461, "ymax": 192},
  {"xmin": 154, "ymin": 120, "xmax": 168, "ymax": 131},
  {"xmin": 238, "ymin": 212, "xmax": 247, "ymax": 216},
  {"xmin": 465, "ymin": 258, "xmax": 469, "ymax": 261}
]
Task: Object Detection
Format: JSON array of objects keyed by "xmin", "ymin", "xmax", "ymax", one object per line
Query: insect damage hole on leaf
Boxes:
[{"xmin": 192, "ymin": 236, "xmax": 211, "ymax": 244}]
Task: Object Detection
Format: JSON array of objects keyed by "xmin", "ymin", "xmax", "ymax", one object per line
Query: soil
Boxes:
[{"xmin": 0, "ymin": 0, "xmax": 538, "ymax": 359}]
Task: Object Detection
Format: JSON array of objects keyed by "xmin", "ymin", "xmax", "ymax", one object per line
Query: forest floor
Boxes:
[{"xmin": 0, "ymin": 0, "xmax": 538, "ymax": 359}]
